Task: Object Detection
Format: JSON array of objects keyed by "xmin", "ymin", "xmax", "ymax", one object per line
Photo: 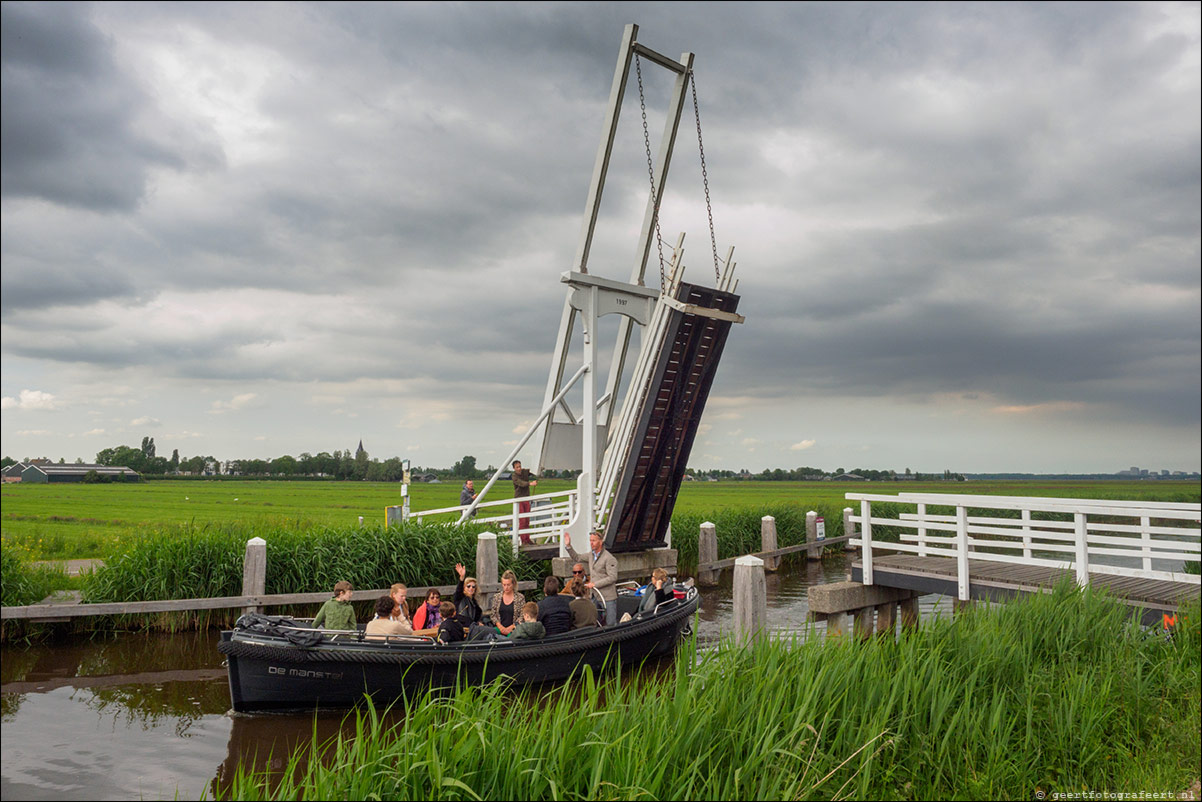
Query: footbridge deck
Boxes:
[{"xmin": 847, "ymin": 492, "xmax": 1200, "ymax": 625}]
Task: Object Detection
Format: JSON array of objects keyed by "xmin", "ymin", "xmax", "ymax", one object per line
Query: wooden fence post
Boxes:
[
  {"xmin": 698, "ymin": 522, "xmax": 718, "ymax": 586},
  {"xmin": 242, "ymin": 537, "xmax": 267, "ymax": 616},
  {"xmin": 843, "ymin": 507, "xmax": 856, "ymax": 552},
  {"xmin": 733, "ymin": 555, "xmax": 767, "ymax": 647},
  {"xmin": 761, "ymin": 516, "xmax": 779, "ymax": 572},
  {"xmin": 476, "ymin": 532, "xmax": 498, "ymax": 609}
]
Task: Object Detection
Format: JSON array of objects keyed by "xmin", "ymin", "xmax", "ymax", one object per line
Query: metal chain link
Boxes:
[
  {"xmin": 690, "ymin": 71, "xmax": 721, "ymax": 286},
  {"xmin": 636, "ymin": 54, "xmax": 668, "ymax": 294}
]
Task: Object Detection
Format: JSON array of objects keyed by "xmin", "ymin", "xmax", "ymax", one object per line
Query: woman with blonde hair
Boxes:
[{"xmin": 487, "ymin": 569, "xmax": 526, "ymax": 636}]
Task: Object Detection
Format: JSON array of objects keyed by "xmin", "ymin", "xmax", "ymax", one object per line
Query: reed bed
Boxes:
[
  {"xmin": 0, "ymin": 521, "xmax": 553, "ymax": 636},
  {"xmin": 83, "ymin": 520, "xmax": 544, "ymax": 603},
  {"xmin": 219, "ymin": 586, "xmax": 1200, "ymax": 801},
  {"xmin": 0, "ymin": 549, "xmax": 70, "ymax": 607}
]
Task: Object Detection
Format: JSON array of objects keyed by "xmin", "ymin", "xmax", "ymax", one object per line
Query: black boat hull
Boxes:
[{"xmin": 220, "ymin": 590, "xmax": 698, "ymax": 712}]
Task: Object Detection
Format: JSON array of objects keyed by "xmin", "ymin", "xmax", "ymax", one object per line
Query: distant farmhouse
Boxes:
[
  {"xmin": 20, "ymin": 463, "xmax": 140, "ymax": 483},
  {"xmin": 2, "ymin": 462, "xmax": 30, "ymax": 482}
]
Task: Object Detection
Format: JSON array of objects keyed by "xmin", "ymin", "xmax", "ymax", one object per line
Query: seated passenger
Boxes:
[
  {"xmin": 488, "ymin": 570, "xmax": 526, "ymax": 637},
  {"xmin": 312, "ymin": 580, "xmax": 357, "ymax": 631},
  {"xmin": 509, "ymin": 601, "xmax": 545, "ymax": 641},
  {"xmin": 536, "ymin": 575, "xmax": 573, "ymax": 636},
  {"xmin": 452, "ymin": 562, "xmax": 483, "ymax": 624},
  {"xmin": 411, "ymin": 588, "xmax": 443, "ymax": 632},
  {"xmin": 436, "ymin": 601, "xmax": 470, "ymax": 645},
  {"xmin": 365, "ymin": 595, "xmax": 411, "ymax": 640},
  {"xmin": 389, "ymin": 583, "xmax": 412, "ymax": 630},
  {"xmin": 638, "ymin": 568, "xmax": 676, "ymax": 614},
  {"xmin": 568, "ymin": 577, "xmax": 599, "ymax": 629}
]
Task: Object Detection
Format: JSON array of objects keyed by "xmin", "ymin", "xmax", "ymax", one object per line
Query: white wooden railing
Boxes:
[
  {"xmin": 848, "ymin": 492, "xmax": 1201, "ymax": 601},
  {"xmin": 389, "ymin": 486, "xmax": 578, "ymax": 554}
]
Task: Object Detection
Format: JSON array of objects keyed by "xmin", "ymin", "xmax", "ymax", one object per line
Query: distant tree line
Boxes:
[
  {"xmin": 686, "ymin": 466, "xmax": 967, "ymax": 482},
  {"xmin": 0, "ymin": 444, "xmax": 967, "ymax": 484}
]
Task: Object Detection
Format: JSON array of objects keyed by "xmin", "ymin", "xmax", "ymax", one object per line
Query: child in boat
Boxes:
[
  {"xmin": 510, "ymin": 602, "xmax": 545, "ymax": 641},
  {"xmin": 568, "ymin": 577, "xmax": 599, "ymax": 629},
  {"xmin": 436, "ymin": 601, "xmax": 471, "ymax": 644},
  {"xmin": 365, "ymin": 595, "xmax": 411, "ymax": 640},
  {"xmin": 312, "ymin": 580, "xmax": 356, "ymax": 631},
  {"xmin": 411, "ymin": 588, "xmax": 443, "ymax": 631}
]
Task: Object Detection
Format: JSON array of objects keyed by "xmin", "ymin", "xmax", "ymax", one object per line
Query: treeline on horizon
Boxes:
[{"xmin": 3, "ymin": 439, "xmax": 1197, "ymax": 482}]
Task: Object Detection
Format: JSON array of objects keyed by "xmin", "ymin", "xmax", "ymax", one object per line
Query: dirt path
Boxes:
[{"xmin": 31, "ymin": 558, "xmax": 104, "ymax": 576}]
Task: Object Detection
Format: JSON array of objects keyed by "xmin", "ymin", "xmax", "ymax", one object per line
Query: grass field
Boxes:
[{"xmin": 2, "ymin": 479, "xmax": 1198, "ymax": 561}]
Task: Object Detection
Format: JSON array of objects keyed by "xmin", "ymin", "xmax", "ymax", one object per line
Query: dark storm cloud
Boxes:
[
  {"xmin": 0, "ymin": 2, "xmax": 222, "ymax": 212},
  {"xmin": 0, "ymin": 1, "xmax": 1197, "ymax": 455}
]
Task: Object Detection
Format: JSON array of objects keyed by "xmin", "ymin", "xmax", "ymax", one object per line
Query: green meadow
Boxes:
[{"xmin": 2, "ymin": 478, "xmax": 1198, "ymax": 561}]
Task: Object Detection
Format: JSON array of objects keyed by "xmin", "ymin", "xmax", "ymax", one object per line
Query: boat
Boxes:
[{"xmin": 219, "ymin": 586, "xmax": 699, "ymax": 712}]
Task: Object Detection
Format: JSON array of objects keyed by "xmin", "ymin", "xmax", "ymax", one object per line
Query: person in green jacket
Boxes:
[
  {"xmin": 509, "ymin": 602, "xmax": 546, "ymax": 641},
  {"xmin": 312, "ymin": 580, "xmax": 357, "ymax": 631}
]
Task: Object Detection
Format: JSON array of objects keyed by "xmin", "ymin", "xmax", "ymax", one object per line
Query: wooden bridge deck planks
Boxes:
[{"xmin": 851, "ymin": 554, "xmax": 1198, "ymax": 623}]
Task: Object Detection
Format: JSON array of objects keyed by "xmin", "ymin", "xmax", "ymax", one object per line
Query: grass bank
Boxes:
[{"xmin": 218, "ymin": 586, "xmax": 1201, "ymax": 801}]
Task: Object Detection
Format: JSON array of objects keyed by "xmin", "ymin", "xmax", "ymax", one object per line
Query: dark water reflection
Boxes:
[{"xmin": 1, "ymin": 554, "xmax": 958, "ymax": 800}]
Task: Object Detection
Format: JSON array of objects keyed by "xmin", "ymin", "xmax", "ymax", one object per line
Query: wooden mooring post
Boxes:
[
  {"xmin": 733, "ymin": 555, "xmax": 767, "ymax": 646},
  {"xmin": 241, "ymin": 537, "xmax": 267, "ymax": 616},
  {"xmin": 698, "ymin": 522, "xmax": 719, "ymax": 586},
  {"xmin": 805, "ymin": 511, "xmax": 822, "ymax": 560},
  {"xmin": 476, "ymin": 531, "xmax": 498, "ymax": 609},
  {"xmin": 843, "ymin": 507, "xmax": 857, "ymax": 552},
  {"xmin": 761, "ymin": 516, "xmax": 779, "ymax": 572}
]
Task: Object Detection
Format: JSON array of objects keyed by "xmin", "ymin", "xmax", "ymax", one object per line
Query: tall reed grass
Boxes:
[
  {"xmin": 219, "ymin": 586, "xmax": 1200, "ymax": 801},
  {"xmin": 0, "ymin": 549, "xmax": 69, "ymax": 607}
]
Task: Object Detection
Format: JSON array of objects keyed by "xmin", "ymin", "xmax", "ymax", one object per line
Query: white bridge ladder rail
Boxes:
[{"xmin": 848, "ymin": 492, "xmax": 1201, "ymax": 602}]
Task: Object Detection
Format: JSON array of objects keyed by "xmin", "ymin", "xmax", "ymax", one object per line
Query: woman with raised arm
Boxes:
[{"xmin": 453, "ymin": 562, "xmax": 483, "ymax": 624}]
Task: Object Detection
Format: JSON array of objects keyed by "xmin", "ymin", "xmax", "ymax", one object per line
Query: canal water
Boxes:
[{"xmin": 1, "ymin": 555, "xmax": 956, "ymax": 800}]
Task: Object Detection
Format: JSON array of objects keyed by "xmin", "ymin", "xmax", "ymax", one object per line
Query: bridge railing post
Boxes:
[
  {"xmin": 916, "ymin": 502, "xmax": 928, "ymax": 557},
  {"xmin": 955, "ymin": 505, "xmax": 970, "ymax": 601},
  {"xmin": 1021, "ymin": 508, "xmax": 1033, "ymax": 559},
  {"xmin": 1074, "ymin": 512, "xmax": 1089, "ymax": 586},
  {"xmin": 1140, "ymin": 514, "xmax": 1152, "ymax": 572},
  {"xmin": 860, "ymin": 499, "xmax": 873, "ymax": 586}
]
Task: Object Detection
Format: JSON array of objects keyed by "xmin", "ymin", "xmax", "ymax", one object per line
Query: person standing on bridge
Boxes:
[
  {"xmin": 562, "ymin": 530, "xmax": 618, "ymax": 626},
  {"xmin": 511, "ymin": 460, "xmax": 537, "ymax": 544},
  {"xmin": 459, "ymin": 479, "xmax": 477, "ymax": 517}
]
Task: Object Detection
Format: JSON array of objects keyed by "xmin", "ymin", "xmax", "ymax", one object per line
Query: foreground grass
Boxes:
[{"xmin": 219, "ymin": 587, "xmax": 1200, "ymax": 801}]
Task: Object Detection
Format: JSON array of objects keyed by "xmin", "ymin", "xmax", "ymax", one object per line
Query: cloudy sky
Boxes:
[{"xmin": 2, "ymin": 1, "xmax": 1199, "ymax": 474}]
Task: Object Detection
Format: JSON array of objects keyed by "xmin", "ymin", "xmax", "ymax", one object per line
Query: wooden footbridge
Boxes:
[{"xmin": 836, "ymin": 492, "xmax": 1200, "ymax": 626}]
